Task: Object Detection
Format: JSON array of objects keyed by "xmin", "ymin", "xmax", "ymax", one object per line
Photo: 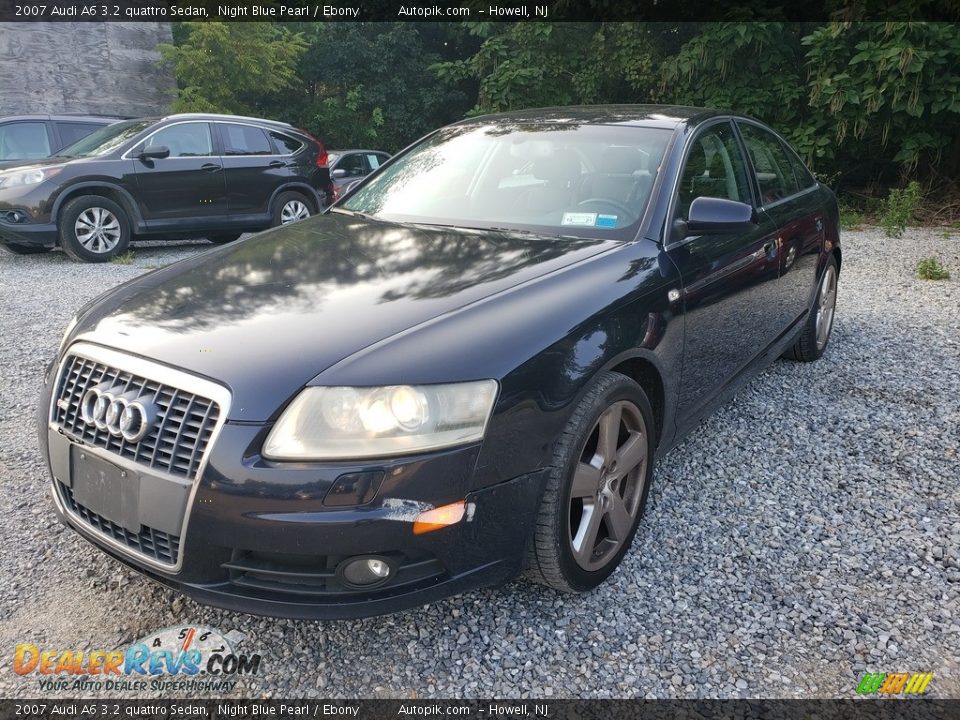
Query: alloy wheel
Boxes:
[
  {"xmin": 280, "ymin": 200, "xmax": 310, "ymax": 224},
  {"xmin": 815, "ymin": 264, "xmax": 838, "ymax": 350},
  {"xmin": 568, "ymin": 400, "xmax": 648, "ymax": 571},
  {"xmin": 74, "ymin": 207, "xmax": 121, "ymax": 254}
]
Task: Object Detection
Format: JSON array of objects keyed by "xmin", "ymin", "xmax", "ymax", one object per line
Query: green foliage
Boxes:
[
  {"xmin": 915, "ymin": 256, "xmax": 950, "ymax": 280},
  {"xmin": 839, "ymin": 203, "xmax": 864, "ymax": 230},
  {"xmin": 803, "ymin": 22, "xmax": 960, "ymax": 175},
  {"xmin": 159, "ymin": 23, "xmax": 307, "ymax": 115},
  {"xmin": 277, "ymin": 23, "xmax": 472, "ymax": 151},
  {"xmin": 110, "ymin": 250, "xmax": 135, "ymax": 265},
  {"xmin": 432, "ymin": 23, "xmax": 659, "ymax": 114},
  {"xmin": 881, "ymin": 181, "xmax": 923, "ymax": 238}
]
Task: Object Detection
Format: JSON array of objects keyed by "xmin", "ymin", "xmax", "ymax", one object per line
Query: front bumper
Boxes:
[
  {"xmin": 41, "ymin": 350, "xmax": 545, "ymax": 619},
  {"xmin": 0, "ymin": 217, "xmax": 57, "ymax": 247}
]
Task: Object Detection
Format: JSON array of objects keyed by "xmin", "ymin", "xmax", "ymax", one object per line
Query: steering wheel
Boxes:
[{"xmin": 576, "ymin": 198, "xmax": 636, "ymax": 219}]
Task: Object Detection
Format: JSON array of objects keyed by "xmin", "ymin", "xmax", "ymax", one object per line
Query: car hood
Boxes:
[
  {"xmin": 0, "ymin": 157, "xmax": 70, "ymax": 171},
  {"xmin": 73, "ymin": 212, "xmax": 618, "ymax": 421}
]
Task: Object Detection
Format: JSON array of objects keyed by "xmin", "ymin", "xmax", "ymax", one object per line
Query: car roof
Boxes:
[
  {"xmin": 452, "ymin": 104, "xmax": 732, "ymax": 130},
  {"xmin": 161, "ymin": 113, "xmax": 294, "ymax": 128},
  {"xmin": 329, "ymin": 149, "xmax": 388, "ymax": 154},
  {"xmin": 0, "ymin": 114, "xmax": 126, "ymax": 123}
]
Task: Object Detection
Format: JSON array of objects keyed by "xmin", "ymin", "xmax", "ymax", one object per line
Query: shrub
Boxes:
[
  {"xmin": 916, "ymin": 257, "xmax": 951, "ymax": 280},
  {"xmin": 881, "ymin": 181, "xmax": 922, "ymax": 238},
  {"xmin": 839, "ymin": 204, "xmax": 864, "ymax": 230}
]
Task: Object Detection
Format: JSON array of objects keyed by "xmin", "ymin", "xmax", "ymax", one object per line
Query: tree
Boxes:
[
  {"xmin": 803, "ymin": 21, "xmax": 960, "ymax": 182},
  {"xmin": 158, "ymin": 23, "xmax": 307, "ymax": 115},
  {"xmin": 432, "ymin": 23, "xmax": 662, "ymax": 114}
]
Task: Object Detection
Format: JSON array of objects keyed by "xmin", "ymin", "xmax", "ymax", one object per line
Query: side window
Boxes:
[
  {"xmin": 781, "ymin": 140, "xmax": 817, "ymax": 190},
  {"xmin": 676, "ymin": 122, "xmax": 751, "ymax": 220},
  {"xmin": 738, "ymin": 123, "xmax": 800, "ymax": 204},
  {"xmin": 147, "ymin": 122, "xmax": 214, "ymax": 157},
  {"xmin": 338, "ymin": 153, "xmax": 368, "ymax": 176},
  {"xmin": 367, "ymin": 153, "xmax": 387, "ymax": 170},
  {"xmin": 219, "ymin": 124, "xmax": 273, "ymax": 155},
  {"xmin": 270, "ymin": 131, "xmax": 304, "ymax": 155},
  {"xmin": 56, "ymin": 122, "xmax": 103, "ymax": 148},
  {"xmin": 0, "ymin": 122, "xmax": 51, "ymax": 160}
]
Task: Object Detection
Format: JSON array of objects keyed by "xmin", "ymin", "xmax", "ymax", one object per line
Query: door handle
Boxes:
[
  {"xmin": 268, "ymin": 160, "xmax": 286, "ymax": 169},
  {"xmin": 201, "ymin": 163, "xmax": 222, "ymax": 173}
]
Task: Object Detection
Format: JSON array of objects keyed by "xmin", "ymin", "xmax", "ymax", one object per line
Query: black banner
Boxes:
[
  {"xmin": 0, "ymin": 0, "xmax": 958, "ymax": 23},
  {"xmin": 4, "ymin": 700, "xmax": 960, "ymax": 720}
]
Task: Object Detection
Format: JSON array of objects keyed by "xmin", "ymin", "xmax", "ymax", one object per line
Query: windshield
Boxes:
[
  {"xmin": 58, "ymin": 119, "xmax": 153, "ymax": 158},
  {"xmin": 340, "ymin": 123, "xmax": 672, "ymax": 239}
]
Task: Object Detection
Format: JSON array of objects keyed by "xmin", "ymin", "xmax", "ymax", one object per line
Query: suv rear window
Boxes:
[
  {"xmin": 270, "ymin": 131, "xmax": 304, "ymax": 155},
  {"xmin": 220, "ymin": 124, "xmax": 273, "ymax": 156}
]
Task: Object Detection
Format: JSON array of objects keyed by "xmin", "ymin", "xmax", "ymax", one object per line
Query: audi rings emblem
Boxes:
[{"xmin": 80, "ymin": 386, "xmax": 157, "ymax": 443}]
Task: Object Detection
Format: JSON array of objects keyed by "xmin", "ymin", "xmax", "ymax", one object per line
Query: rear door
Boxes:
[
  {"xmin": 130, "ymin": 121, "xmax": 228, "ymax": 227},
  {"xmin": 666, "ymin": 120, "xmax": 783, "ymax": 424},
  {"xmin": 216, "ymin": 122, "xmax": 289, "ymax": 216},
  {"xmin": 736, "ymin": 121, "xmax": 824, "ymax": 332}
]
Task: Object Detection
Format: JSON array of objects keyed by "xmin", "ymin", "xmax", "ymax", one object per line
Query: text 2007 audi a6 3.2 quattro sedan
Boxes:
[{"xmin": 40, "ymin": 106, "xmax": 841, "ymax": 619}]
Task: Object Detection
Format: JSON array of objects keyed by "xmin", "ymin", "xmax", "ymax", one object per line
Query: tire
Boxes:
[
  {"xmin": 271, "ymin": 191, "xmax": 314, "ymax": 227},
  {"xmin": 785, "ymin": 257, "xmax": 839, "ymax": 362},
  {"xmin": 527, "ymin": 371, "xmax": 655, "ymax": 593},
  {"xmin": 208, "ymin": 233, "xmax": 242, "ymax": 245},
  {"xmin": 58, "ymin": 195, "xmax": 131, "ymax": 263},
  {"xmin": 1, "ymin": 243, "xmax": 51, "ymax": 255}
]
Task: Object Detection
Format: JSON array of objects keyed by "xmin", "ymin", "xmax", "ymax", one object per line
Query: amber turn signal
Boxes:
[{"xmin": 412, "ymin": 500, "xmax": 466, "ymax": 535}]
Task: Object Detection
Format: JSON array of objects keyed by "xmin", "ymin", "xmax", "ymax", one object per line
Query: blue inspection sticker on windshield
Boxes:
[{"xmin": 596, "ymin": 214, "xmax": 618, "ymax": 228}]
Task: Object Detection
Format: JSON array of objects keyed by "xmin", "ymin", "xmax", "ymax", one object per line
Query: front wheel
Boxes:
[
  {"xmin": 527, "ymin": 371, "xmax": 655, "ymax": 593},
  {"xmin": 58, "ymin": 195, "xmax": 131, "ymax": 263},
  {"xmin": 785, "ymin": 257, "xmax": 839, "ymax": 362},
  {"xmin": 272, "ymin": 192, "xmax": 314, "ymax": 227}
]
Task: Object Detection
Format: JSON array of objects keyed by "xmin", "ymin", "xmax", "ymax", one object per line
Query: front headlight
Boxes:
[
  {"xmin": 263, "ymin": 380, "xmax": 499, "ymax": 461},
  {"xmin": 0, "ymin": 166, "xmax": 63, "ymax": 189}
]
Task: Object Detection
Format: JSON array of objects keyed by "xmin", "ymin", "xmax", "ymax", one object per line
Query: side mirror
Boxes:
[
  {"xmin": 139, "ymin": 145, "xmax": 170, "ymax": 161},
  {"xmin": 676, "ymin": 197, "xmax": 755, "ymax": 239},
  {"xmin": 331, "ymin": 168, "xmax": 348, "ymax": 179}
]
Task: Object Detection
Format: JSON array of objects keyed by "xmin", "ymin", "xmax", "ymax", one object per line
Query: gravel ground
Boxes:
[{"xmin": 0, "ymin": 229, "xmax": 957, "ymax": 699}]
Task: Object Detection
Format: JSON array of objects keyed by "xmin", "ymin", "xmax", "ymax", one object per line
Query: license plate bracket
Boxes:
[{"xmin": 70, "ymin": 446, "xmax": 141, "ymax": 534}]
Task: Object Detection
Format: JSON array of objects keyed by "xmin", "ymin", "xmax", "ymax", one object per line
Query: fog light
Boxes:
[{"xmin": 337, "ymin": 555, "xmax": 395, "ymax": 589}]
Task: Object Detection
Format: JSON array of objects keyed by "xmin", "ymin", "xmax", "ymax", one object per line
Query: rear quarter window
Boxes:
[
  {"xmin": 270, "ymin": 131, "xmax": 304, "ymax": 155},
  {"xmin": 56, "ymin": 122, "xmax": 106, "ymax": 148}
]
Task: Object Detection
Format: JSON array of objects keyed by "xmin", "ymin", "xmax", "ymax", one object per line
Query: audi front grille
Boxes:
[{"xmin": 53, "ymin": 353, "xmax": 220, "ymax": 480}]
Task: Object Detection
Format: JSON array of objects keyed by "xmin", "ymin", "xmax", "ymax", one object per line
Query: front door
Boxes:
[
  {"xmin": 132, "ymin": 121, "xmax": 227, "ymax": 228},
  {"xmin": 666, "ymin": 120, "xmax": 783, "ymax": 425}
]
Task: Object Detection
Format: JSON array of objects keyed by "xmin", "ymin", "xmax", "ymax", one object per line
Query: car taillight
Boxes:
[{"xmin": 297, "ymin": 127, "xmax": 328, "ymax": 167}]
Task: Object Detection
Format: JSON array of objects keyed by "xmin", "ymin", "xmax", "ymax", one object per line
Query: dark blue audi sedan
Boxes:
[{"xmin": 40, "ymin": 106, "xmax": 840, "ymax": 619}]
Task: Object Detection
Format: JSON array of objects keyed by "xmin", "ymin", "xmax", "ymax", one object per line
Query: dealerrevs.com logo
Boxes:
[
  {"xmin": 14, "ymin": 625, "xmax": 262, "ymax": 693},
  {"xmin": 856, "ymin": 672, "xmax": 934, "ymax": 696}
]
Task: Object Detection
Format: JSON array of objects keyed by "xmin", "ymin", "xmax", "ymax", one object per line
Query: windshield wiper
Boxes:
[{"xmin": 330, "ymin": 208, "xmax": 379, "ymax": 222}]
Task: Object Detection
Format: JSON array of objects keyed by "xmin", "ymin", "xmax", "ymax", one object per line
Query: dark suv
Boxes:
[
  {"xmin": 0, "ymin": 113, "xmax": 333, "ymax": 261},
  {"xmin": 0, "ymin": 114, "xmax": 124, "ymax": 170}
]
